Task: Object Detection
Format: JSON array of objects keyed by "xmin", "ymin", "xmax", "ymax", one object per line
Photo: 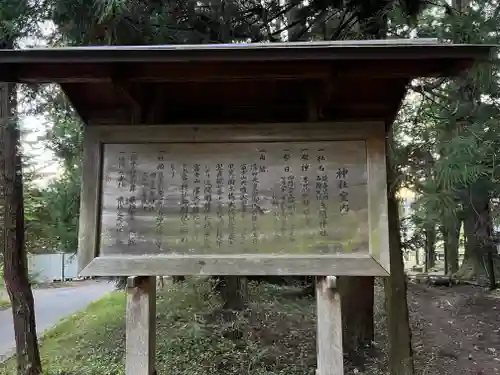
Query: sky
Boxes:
[
  {"xmin": 22, "ymin": 115, "xmax": 60, "ymax": 186},
  {"xmin": 19, "ymin": 22, "xmax": 60, "ymax": 187}
]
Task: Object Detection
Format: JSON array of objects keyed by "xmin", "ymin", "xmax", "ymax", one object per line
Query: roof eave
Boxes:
[{"xmin": 0, "ymin": 43, "xmax": 493, "ymax": 65}]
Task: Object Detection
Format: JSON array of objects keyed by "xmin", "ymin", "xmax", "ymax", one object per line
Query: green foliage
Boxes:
[
  {"xmin": 22, "ymin": 84, "xmax": 83, "ymax": 253},
  {"xmin": 0, "ymin": 0, "xmax": 37, "ymax": 42},
  {"xmin": 390, "ymin": 0, "xmax": 500, "ymax": 278},
  {"xmin": 44, "ymin": 0, "xmax": 428, "ymax": 46},
  {"xmin": 25, "ymin": 166, "xmax": 81, "ymax": 253}
]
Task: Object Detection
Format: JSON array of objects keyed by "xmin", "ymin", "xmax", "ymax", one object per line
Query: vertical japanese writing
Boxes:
[
  {"xmin": 240, "ymin": 164, "xmax": 248, "ymax": 243},
  {"xmin": 148, "ymin": 172, "xmax": 157, "ymax": 212},
  {"xmin": 129, "ymin": 153, "xmax": 137, "ymax": 193},
  {"xmin": 271, "ymin": 185, "xmax": 280, "ymax": 240},
  {"xmin": 300, "ymin": 148, "xmax": 311, "ymax": 227},
  {"xmin": 215, "ymin": 164, "xmax": 224, "ymax": 247},
  {"xmin": 203, "ymin": 165, "xmax": 212, "ymax": 247},
  {"xmin": 170, "ymin": 163, "xmax": 176, "ymax": 178},
  {"xmin": 127, "ymin": 153, "xmax": 137, "ymax": 246},
  {"xmin": 116, "ymin": 152, "xmax": 126, "ymax": 245},
  {"xmin": 280, "ymin": 149, "xmax": 291, "ymax": 237},
  {"xmin": 337, "ymin": 167, "xmax": 349, "ymax": 214},
  {"xmin": 251, "ymin": 163, "xmax": 259, "ymax": 244},
  {"xmin": 180, "ymin": 164, "xmax": 189, "ymax": 243},
  {"xmin": 155, "ymin": 153, "xmax": 165, "ymax": 249},
  {"xmin": 258, "ymin": 149, "xmax": 268, "ymax": 173},
  {"xmin": 116, "ymin": 195, "xmax": 125, "ymax": 245},
  {"xmin": 127, "ymin": 195, "xmax": 136, "ymax": 246},
  {"xmin": 105, "ymin": 142, "xmax": 364, "ymax": 255},
  {"xmin": 287, "ymin": 174, "xmax": 296, "ymax": 241},
  {"xmin": 140, "ymin": 171, "xmax": 148, "ymax": 211},
  {"xmin": 279, "ymin": 176, "xmax": 287, "ymax": 237},
  {"xmin": 228, "ymin": 163, "xmax": 236, "ymax": 245},
  {"xmin": 192, "ymin": 163, "xmax": 201, "ymax": 242},
  {"xmin": 117, "ymin": 152, "xmax": 126, "ymax": 189},
  {"xmin": 316, "ymin": 149, "xmax": 328, "ymax": 236}
]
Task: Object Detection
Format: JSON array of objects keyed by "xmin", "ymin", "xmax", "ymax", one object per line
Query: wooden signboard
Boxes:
[
  {"xmin": 78, "ymin": 122, "xmax": 389, "ymax": 277},
  {"xmin": 0, "ymin": 39, "xmax": 489, "ymax": 375}
]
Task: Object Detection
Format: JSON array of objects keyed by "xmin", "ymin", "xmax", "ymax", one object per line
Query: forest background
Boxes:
[{"xmin": 1, "ymin": 0, "xmax": 500, "ymax": 375}]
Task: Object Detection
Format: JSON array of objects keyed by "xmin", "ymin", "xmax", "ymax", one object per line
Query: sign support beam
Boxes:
[
  {"xmin": 126, "ymin": 276, "xmax": 157, "ymax": 375},
  {"xmin": 316, "ymin": 276, "xmax": 343, "ymax": 375}
]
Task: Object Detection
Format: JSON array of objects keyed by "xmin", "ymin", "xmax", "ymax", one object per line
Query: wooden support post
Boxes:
[
  {"xmin": 316, "ymin": 276, "xmax": 343, "ymax": 375},
  {"xmin": 126, "ymin": 276, "xmax": 157, "ymax": 375}
]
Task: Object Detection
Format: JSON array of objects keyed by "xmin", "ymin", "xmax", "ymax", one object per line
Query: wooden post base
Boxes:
[
  {"xmin": 126, "ymin": 276, "xmax": 157, "ymax": 375},
  {"xmin": 316, "ymin": 276, "xmax": 343, "ymax": 375}
]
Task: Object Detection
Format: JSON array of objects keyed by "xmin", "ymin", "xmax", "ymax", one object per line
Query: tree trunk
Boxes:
[
  {"xmin": 338, "ymin": 276, "xmax": 374, "ymax": 360},
  {"xmin": 443, "ymin": 217, "xmax": 461, "ymax": 275},
  {"xmin": 0, "ymin": 80, "xmax": 42, "ymax": 375},
  {"xmin": 424, "ymin": 225, "xmax": 436, "ymax": 272},
  {"xmin": 384, "ymin": 139, "xmax": 414, "ymax": 375},
  {"xmin": 456, "ymin": 199, "xmax": 493, "ymax": 286},
  {"xmin": 215, "ymin": 276, "xmax": 248, "ymax": 310},
  {"xmin": 172, "ymin": 276, "xmax": 185, "ymax": 283},
  {"xmin": 286, "ymin": 2, "xmax": 307, "ymax": 42}
]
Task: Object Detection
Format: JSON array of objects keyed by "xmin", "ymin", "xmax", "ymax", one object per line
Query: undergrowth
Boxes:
[{"xmin": 0, "ymin": 280, "xmax": 317, "ymax": 375}]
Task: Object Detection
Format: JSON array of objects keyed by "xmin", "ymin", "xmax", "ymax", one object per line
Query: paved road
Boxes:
[{"xmin": 0, "ymin": 281, "xmax": 115, "ymax": 361}]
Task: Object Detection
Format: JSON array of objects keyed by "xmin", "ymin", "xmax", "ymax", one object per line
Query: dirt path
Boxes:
[{"xmin": 408, "ymin": 283, "xmax": 500, "ymax": 375}]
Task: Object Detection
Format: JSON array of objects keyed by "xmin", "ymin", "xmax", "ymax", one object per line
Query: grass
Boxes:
[
  {"xmin": 0, "ymin": 283, "xmax": 9, "ymax": 310},
  {"xmin": 0, "ymin": 280, "xmax": 317, "ymax": 375},
  {"xmin": 0, "ymin": 299, "xmax": 10, "ymax": 311}
]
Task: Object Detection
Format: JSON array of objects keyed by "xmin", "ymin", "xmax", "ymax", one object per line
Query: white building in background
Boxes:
[
  {"xmin": 27, "ymin": 253, "xmax": 79, "ymax": 282},
  {"xmin": 398, "ymin": 188, "xmax": 425, "ymax": 270}
]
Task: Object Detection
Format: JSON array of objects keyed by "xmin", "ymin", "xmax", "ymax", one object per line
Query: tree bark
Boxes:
[
  {"xmin": 286, "ymin": 2, "xmax": 307, "ymax": 42},
  {"xmin": 424, "ymin": 225, "xmax": 436, "ymax": 272},
  {"xmin": 456, "ymin": 199, "xmax": 495, "ymax": 286},
  {"xmin": 338, "ymin": 276, "xmax": 374, "ymax": 360},
  {"xmin": 215, "ymin": 276, "xmax": 248, "ymax": 310},
  {"xmin": 0, "ymin": 80, "xmax": 42, "ymax": 375},
  {"xmin": 172, "ymin": 276, "xmax": 185, "ymax": 283},
  {"xmin": 384, "ymin": 139, "xmax": 414, "ymax": 375},
  {"xmin": 443, "ymin": 217, "xmax": 461, "ymax": 275}
]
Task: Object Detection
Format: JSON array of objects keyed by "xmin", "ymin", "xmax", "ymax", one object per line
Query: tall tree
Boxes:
[
  {"xmin": 384, "ymin": 132, "xmax": 415, "ymax": 375},
  {"xmin": 398, "ymin": 0, "xmax": 500, "ymax": 286},
  {"xmin": 0, "ymin": 1, "xmax": 43, "ymax": 373},
  {"xmin": 0, "ymin": 79, "xmax": 42, "ymax": 375}
]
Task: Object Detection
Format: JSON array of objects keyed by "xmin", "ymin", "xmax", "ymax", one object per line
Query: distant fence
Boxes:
[{"xmin": 27, "ymin": 253, "xmax": 80, "ymax": 282}]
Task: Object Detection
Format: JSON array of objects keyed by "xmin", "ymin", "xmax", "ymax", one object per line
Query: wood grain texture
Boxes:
[
  {"xmin": 77, "ymin": 122, "xmax": 391, "ymax": 276},
  {"xmin": 316, "ymin": 276, "xmax": 343, "ymax": 375},
  {"xmin": 77, "ymin": 127, "xmax": 102, "ymax": 273},
  {"xmin": 79, "ymin": 254, "xmax": 388, "ymax": 276},
  {"xmin": 86, "ymin": 122, "xmax": 383, "ymax": 140},
  {"xmin": 100, "ymin": 141, "xmax": 368, "ymax": 257},
  {"xmin": 126, "ymin": 276, "xmax": 156, "ymax": 375},
  {"xmin": 367, "ymin": 137, "xmax": 390, "ymax": 273}
]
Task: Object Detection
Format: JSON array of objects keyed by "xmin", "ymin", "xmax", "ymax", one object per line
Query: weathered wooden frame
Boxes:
[{"xmin": 77, "ymin": 121, "xmax": 389, "ymax": 277}]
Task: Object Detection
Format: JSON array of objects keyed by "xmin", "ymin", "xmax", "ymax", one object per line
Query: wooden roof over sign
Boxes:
[{"xmin": 0, "ymin": 39, "xmax": 492, "ymax": 125}]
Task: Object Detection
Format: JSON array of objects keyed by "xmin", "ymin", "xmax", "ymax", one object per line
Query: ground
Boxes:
[
  {"xmin": 410, "ymin": 283, "xmax": 500, "ymax": 375},
  {"xmin": 0, "ymin": 279, "xmax": 499, "ymax": 375}
]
